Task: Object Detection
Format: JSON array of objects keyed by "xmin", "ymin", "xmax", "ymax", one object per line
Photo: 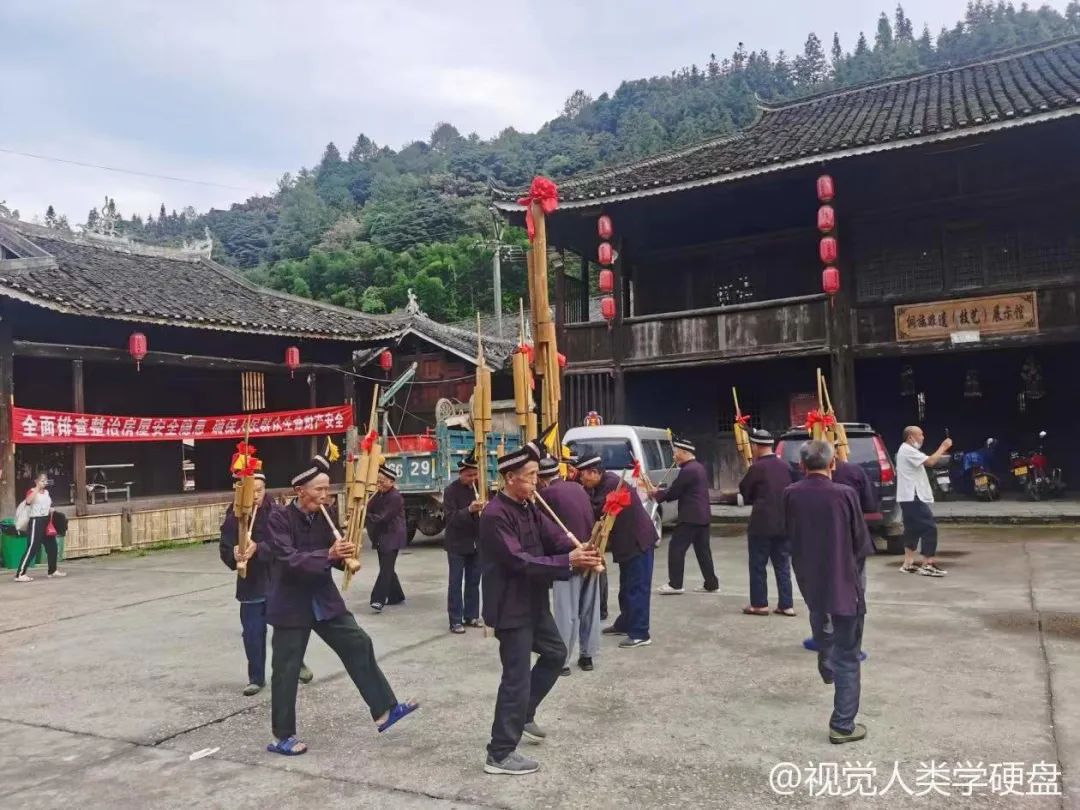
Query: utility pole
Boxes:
[{"xmin": 490, "ymin": 208, "xmax": 505, "ymax": 339}]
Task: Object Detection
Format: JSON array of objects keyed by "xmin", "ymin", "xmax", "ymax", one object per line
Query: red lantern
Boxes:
[
  {"xmin": 379, "ymin": 350, "xmax": 393, "ymax": 373},
  {"xmin": 285, "ymin": 346, "xmax": 300, "ymax": 378},
  {"xmin": 598, "ymin": 269, "xmax": 614, "ymax": 294},
  {"xmin": 600, "ymin": 296, "xmax": 616, "ymax": 321},
  {"xmin": 817, "ymin": 174, "xmax": 835, "ymax": 203},
  {"xmin": 128, "ymin": 332, "xmax": 148, "ymax": 371},
  {"xmin": 819, "ymin": 236, "xmax": 838, "ymax": 265},
  {"xmin": 817, "ymin": 205, "xmax": 836, "ymax": 234},
  {"xmin": 597, "ymin": 215, "xmax": 613, "ymax": 240},
  {"xmin": 598, "ymin": 242, "xmax": 614, "ymax": 266},
  {"xmin": 822, "ymin": 266, "xmax": 841, "ymax": 296}
]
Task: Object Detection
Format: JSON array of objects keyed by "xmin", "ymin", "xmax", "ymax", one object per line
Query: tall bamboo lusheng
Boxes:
[
  {"xmin": 473, "ymin": 315, "xmax": 493, "ymax": 503},
  {"xmin": 732, "ymin": 387, "xmax": 752, "ymax": 469},
  {"xmin": 820, "ymin": 373, "xmax": 850, "ymax": 462},
  {"xmin": 230, "ymin": 419, "xmax": 259, "ymax": 578},
  {"xmin": 528, "ymin": 240, "xmax": 560, "ymax": 455},
  {"xmin": 341, "ymin": 386, "xmax": 382, "ymax": 590},
  {"xmin": 512, "ymin": 299, "xmax": 536, "ymax": 442}
]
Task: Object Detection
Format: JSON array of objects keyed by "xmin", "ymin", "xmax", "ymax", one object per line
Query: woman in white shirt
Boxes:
[{"xmin": 14, "ymin": 472, "xmax": 65, "ymax": 582}]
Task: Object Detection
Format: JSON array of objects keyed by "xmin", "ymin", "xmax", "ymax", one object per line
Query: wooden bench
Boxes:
[{"xmin": 85, "ymin": 464, "xmax": 135, "ymax": 503}]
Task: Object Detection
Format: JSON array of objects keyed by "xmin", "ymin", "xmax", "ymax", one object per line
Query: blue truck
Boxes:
[{"xmin": 381, "ymin": 422, "xmax": 522, "ymax": 544}]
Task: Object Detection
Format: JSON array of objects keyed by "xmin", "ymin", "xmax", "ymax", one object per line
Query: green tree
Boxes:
[{"xmin": 795, "ymin": 32, "xmax": 828, "ymax": 86}]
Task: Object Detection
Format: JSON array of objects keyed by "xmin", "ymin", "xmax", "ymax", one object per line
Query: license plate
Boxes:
[
  {"xmin": 1013, "ymin": 467, "xmax": 1028, "ymax": 476},
  {"xmin": 975, "ymin": 475, "xmax": 989, "ymax": 485},
  {"xmin": 936, "ymin": 475, "xmax": 950, "ymax": 483}
]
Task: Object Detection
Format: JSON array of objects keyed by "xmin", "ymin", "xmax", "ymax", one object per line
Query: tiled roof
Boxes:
[
  {"xmin": 0, "ymin": 221, "xmax": 394, "ymax": 340},
  {"xmin": 377, "ymin": 313, "xmax": 518, "ymax": 368},
  {"xmin": 494, "ymin": 36, "xmax": 1080, "ymax": 208}
]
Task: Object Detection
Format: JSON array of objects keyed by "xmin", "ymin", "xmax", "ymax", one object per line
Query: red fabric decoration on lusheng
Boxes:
[
  {"xmin": 360, "ymin": 429, "xmax": 378, "ymax": 453},
  {"xmin": 517, "ymin": 343, "xmax": 535, "ymax": 362},
  {"xmin": 631, "ymin": 460, "xmax": 642, "ymax": 480},
  {"xmin": 804, "ymin": 410, "xmax": 836, "ymax": 433},
  {"xmin": 230, "ymin": 441, "xmax": 260, "ymax": 477},
  {"xmin": 602, "ymin": 487, "xmax": 633, "ymax": 516},
  {"xmin": 517, "ymin": 176, "xmax": 559, "ymax": 241},
  {"xmin": 735, "ymin": 413, "xmax": 750, "ymax": 427}
]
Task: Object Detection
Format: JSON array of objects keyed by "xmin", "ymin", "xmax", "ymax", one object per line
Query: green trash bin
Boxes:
[{"xmin": 0, "ymin": 519, "xmax": 35, "ymax": 570}]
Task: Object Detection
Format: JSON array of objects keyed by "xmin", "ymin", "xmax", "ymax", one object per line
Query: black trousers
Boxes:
[
  {"xmin": 271, "ymin": 612, "xmax": 396, "ymax": 740},
  {"xmin": 599, "ymin": 570, "xmax": 609, "ymax": 619},
  {"xmin": 370, "ymin": 548, "xmax": 405, "ymax": 607},
  {"xmin": 667, "ymin": 524, "xmax": 719, "ymax": 591},
  {"xmin": 17, "ymin": 516, "xmax": 57, "ymax": 577},
  {"xmin": 488, "ymin": 607, "xmax": 566, "ymax": 761}
]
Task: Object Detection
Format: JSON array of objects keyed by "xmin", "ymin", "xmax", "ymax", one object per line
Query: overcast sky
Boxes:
[{"xmin": 0, "ymin": 0, "xmax": 1032, "ymax": 223}]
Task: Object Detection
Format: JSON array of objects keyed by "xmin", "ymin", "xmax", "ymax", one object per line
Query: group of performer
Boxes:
[{"xmin": 216, "ymin": 413, "xmax": 933, "ymax": 766}]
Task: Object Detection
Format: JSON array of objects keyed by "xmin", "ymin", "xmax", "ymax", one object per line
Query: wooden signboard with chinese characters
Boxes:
[{"xmin": 895, "ymin": 292, "xmax": 1038, "ymax": 342}]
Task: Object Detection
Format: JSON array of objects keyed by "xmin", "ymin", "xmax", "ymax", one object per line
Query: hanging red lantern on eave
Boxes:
[
  {"xmin": 819, "ymin": 236, "xmax": 838, "ymax": 265},
  {"xmin": 822, "ymin": 266, "xmax": 841, "ymax": 296},
  {"xmin": 600, "ymin": 296, "xmax": 616, "ymax": 321},
  {"xmin": 598, "ymin": 241, "xmax": 614, "ymax": 266},
  {"xmin": 597, "ymin": 214, "xmax": 613, "ymax": 240},
  {"xmin": 128, "ymin": 332, "xmax": 148, "ymax": 371},
  {"xmin": 816, "ymin": 174, "xmax": 835, "ymax": 203},
  {"xmin": 598, "ymin": 268, "xmax": 614, "ymax": 294},
  {"xmin": 285, "ymin": 346, "xmax": 300, "ymax": 378},
  {"xmin": 379, "ymin": 350, "xmax": 393, "ymax": 373},
  {"xmin": 817, "ymin": 205, "xmax": 836, "ymax": 234}
]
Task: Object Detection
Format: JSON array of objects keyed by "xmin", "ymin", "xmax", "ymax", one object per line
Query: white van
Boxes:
[{"xmin": 562, "ymin": 425, "xmax": 679, "ymax": 540}]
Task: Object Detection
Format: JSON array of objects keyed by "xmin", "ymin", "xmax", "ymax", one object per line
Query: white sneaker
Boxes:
[
  {"xmin": 692, "ymin": 586, "xmax": 720, "ymax": 594},
  {"xmin": 14, "ymin": 574, "xmax": 33, "ymax": 583},
  {"xmin": 657, "ymin": 584, "xmax": 685, "ymax": 595},
  {"xmin": 48, "ymin": 571, "xmax": 67, "ymax": 578}
]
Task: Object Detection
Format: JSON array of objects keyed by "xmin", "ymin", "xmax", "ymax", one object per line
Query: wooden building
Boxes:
[
  {"xmin": 496, "ymin": 37, "xmax": 1080, "ymax": 487},
  {"xmin": 0, "ymin": 220, "xmax": 511, "ymax": 555}
]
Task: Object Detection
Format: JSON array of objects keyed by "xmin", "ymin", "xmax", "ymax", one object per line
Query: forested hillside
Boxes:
[{"xmin": 45, "ymin": 1, "xmax": 1080, "ymax": 322}]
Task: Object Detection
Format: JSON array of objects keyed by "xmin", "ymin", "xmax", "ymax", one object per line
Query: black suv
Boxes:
[{"xmin": 776, "ymin": 422, "xmax": 904, "ymax": 554}]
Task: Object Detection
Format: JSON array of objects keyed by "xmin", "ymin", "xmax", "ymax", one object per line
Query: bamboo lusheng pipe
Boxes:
[
  {"xmin": 232, "ymin": 417, "xmax": 256, "ymax": 578},
  {"xmin": 732, "ymin": 387, "xmax": 752, "ymax": 469},
  {"xmin": 532, "ymin": 492, "xmax": 583, "ymax": 549},
  {"xmin": 341, "ymin": 386, "xmax": 380, "ymax": 589},
  {"xmin": 473, "ymin": 314, "xmax": 493, "ymax": 503},
  {"xmin": 820, "ymin": 373, "xmax": 850, "ymax": 462}
]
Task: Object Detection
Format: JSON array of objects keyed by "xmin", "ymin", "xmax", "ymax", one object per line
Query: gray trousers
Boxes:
[{"xmin": 552, "ymin": 572, "xmax": 601, "ymax": 662}]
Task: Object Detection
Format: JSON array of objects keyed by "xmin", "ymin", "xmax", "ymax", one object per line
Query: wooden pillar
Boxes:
[
  {"xmin": 828, "ymin": 292, "xmax": 857, "ymax": 421},
  {"xmin": 72, "ymin": 360, "xmax": 88, "ymax": 516},
  {"xmin": 0, "ymin": 314, "xmax": 14, "ymax": 518},
  {"xmin": 308, "ymin": 372, "xmax": 318, "ymax": 457},
  {"xmin": 611, "ymin": 237, "xmax": 627, "ymax": 423}
]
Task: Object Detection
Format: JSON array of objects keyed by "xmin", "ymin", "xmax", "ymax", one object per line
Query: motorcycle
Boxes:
[
  {"xmin": 941, "ymin": 438, "xmax": 1000, "ymax": 501},
  {"xmin": 1010, "ymin": 430, "xmax": 1066, "ymax": 500}
]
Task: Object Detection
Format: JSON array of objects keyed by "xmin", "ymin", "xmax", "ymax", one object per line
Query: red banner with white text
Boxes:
[{"xmin": 11, "ymin": 405, "xmax": 353, "ymax": 444}]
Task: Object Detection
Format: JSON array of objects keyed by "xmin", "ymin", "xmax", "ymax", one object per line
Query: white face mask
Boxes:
[{"xmin": 912, "ymin": 440, "xmax": 924, "ymax": 450}]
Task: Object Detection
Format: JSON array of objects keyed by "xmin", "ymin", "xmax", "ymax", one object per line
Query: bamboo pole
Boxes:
[
  {"xmin": 341, "ymin": 386, "xmax": 380, "ymax": 589},
  {"xmin": 533, "ymin": 492, "xmax": 583, "ymax": 548},
  {"xmin": 821, "ymin": 374, "xmax": 850, "ymax": 461},
  {"xmin": 233, "ymin": 417, "xmax": 255, "ymax": 578},
  {"xmin": 732, "ymin": 387, "xmax": 752, "ymax": 469}
]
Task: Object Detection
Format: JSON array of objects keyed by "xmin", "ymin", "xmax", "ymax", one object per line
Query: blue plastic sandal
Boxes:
[
  {"xmin": 266, "ymin": 736, "xmax": 308, "ymax": 756},
  {"xmin": 377, "ymin": 701, "xmax": 419, "ymax": 733}
]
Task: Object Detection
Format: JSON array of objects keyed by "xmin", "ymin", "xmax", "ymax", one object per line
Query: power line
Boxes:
[{"xmin": 0, "ymin": 146, "xmax": 263, "ymax": 194}]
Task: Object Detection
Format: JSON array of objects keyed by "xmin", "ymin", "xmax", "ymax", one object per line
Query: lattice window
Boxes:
[
  {"xmin": 985, "ymin": 228, "xmax": 1021, "ymax": 286},
  {"xmin": 944, "ymin": 224, "xmax": 985, "ymax": 290},
  {"xmin": 241, "ymin": 371, "xmax": 266, "ymax": 412}
]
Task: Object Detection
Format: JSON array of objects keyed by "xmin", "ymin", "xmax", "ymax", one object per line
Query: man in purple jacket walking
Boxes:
[{"xmin": 783, "ymin": 440, "xmax": 874, "ymax": 745}]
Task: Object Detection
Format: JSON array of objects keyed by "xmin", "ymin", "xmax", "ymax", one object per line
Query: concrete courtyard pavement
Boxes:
[{"xmin": 0, "ymin": 525, "xmax": 1077, "ymax": 808}]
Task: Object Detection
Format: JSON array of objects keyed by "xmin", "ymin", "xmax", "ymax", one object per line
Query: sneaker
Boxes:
[
  {"xmin": 370, "ymin": 602, "xmax": 384, "ymax": 612},
  {"xmin": 484, "ymin": 750, "xmax": 540, "ymax": 775},
  {"xmin": 829, "ymin": 723, "xmax": 868, "ymax": 744},
  {"xmin": 450, "ymin": 624, "xmax": 466, "ymax": 634},
  {"xmin": 559, "ymin": 667, "xmax": 571, "ymax": 677},
  {"xmin": 464, "ymin": 619, "xmax": 483, "ymax": 628},
  {"xmin": 919, "ymin": 564, "xmax": 947, "ymax": 577},
  {"xmin": 600, "ymin": 610, "xmax": 608, "ymax": 621},
  {"xmin": 601, "ymin": 626, "xmax": 627, "ymax": 636},
  {"xmin": 619, "ymin": 637, "xmax": 652, "ymax": 649},
  {"xmin": 899, "ymin": 563, "xmax": 921, "ymax": 574},
  {"xmin": 521, "ymin": 722, "xmax": 546, "ymax": 743},
  {"xmin": 48, "ymin": 571, "xmax": 67, "ymax": 578},
  {"xmin": 13, "ymin": 574, "xmax": 33, "ymax": 583},
  {"xmin": 693, "ymin": 586, "xmax": 720, "ymax": 594},
  {"xmin": 298, "ymin": 665, "xmax": 314, "ymax": 684},
  {"xmin": 578, "ymin": 656, "xmax": 594, "ymax": 671},
  {"xmin": 242, "ymin": 683, "xmax": 263, "ymax": 697},
  {"xmin": 657, "ymin": 584, "xmax": 684, "ymax": 595}
]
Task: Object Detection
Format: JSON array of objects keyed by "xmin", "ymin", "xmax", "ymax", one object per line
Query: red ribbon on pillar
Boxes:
[{"xmin": 517, "ymin": 176, "xmax": 559, "ymax": 241}]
